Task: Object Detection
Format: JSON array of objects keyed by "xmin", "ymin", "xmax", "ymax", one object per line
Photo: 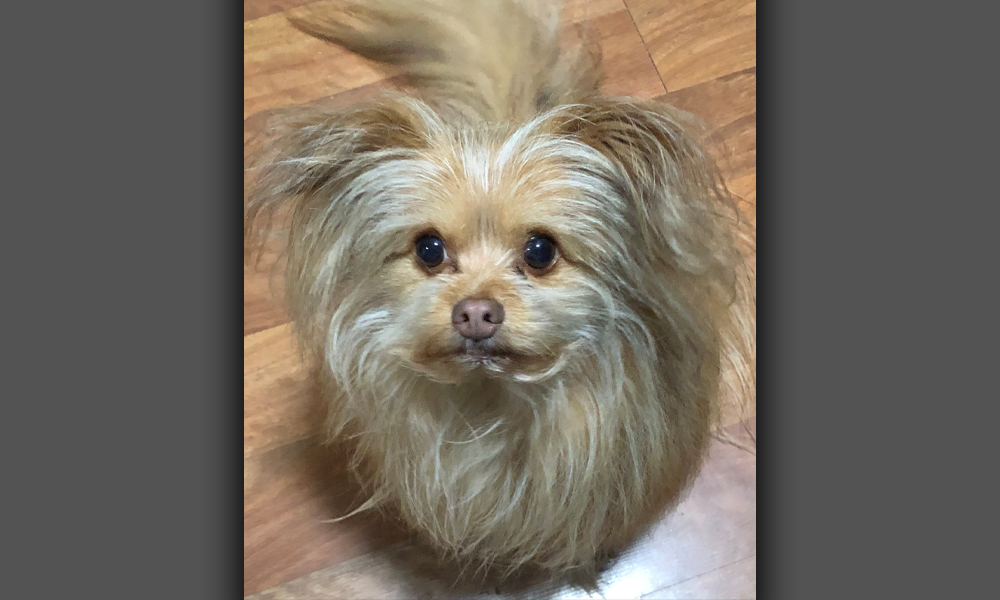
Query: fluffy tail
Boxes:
[{"xmin": 287, "ymin": 0, "xmax": 602, "ymax": 121}]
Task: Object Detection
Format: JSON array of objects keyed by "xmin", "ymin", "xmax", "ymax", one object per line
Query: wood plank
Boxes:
[
  {"xmin": 243, "ymin": 236, "xmax": 288, "ymax": 337},
  {"xmin": 245, "ymin": 0, "xmax": 314, "ymax": 22},
  {"xmin": 244, "ymin": 279, "xmax": 288, "ymax": 337},
  {"xmin": 625, "ymin": 0, "xmax": 756, "ymax": 92},
  {"xmin": 244, "ymin": 437, "xmax": 411, "ymax": 595},
  {"xmin": 594, "ymin": 10, "xmax": 667, "ymax": 99},
  {"xmin": 563, "ymin": 0, "xmax": 628, "ymax": 22},
  {"xmin": 244, "ymin": 324, "xmax": 319, "ymax": 457},
  {"xmin": 661, "ymin": 68, "xmax": 756, "ymax": 139}
]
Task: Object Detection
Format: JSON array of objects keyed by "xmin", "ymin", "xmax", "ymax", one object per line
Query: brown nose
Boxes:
[{"xmin": 451, "ymin": 298, "xmax": 505, "ymax": 341}]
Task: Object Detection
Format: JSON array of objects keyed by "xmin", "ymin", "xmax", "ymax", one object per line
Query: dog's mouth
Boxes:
[
  {"xmin": 408, "ymin": 337, "xmax": 563, "ymax": 382},
  {"xmin": 451, "ymin": 340, "xmax": 520, "ymax": 363},
  {"xmin": 416, "ymin": 338, "xmax": 538, "ymax": 370}
]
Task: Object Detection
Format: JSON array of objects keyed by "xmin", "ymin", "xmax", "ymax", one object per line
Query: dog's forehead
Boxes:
[{"xmin": 416, "ymin": 139, "xmax": 576, "ymax": 248}]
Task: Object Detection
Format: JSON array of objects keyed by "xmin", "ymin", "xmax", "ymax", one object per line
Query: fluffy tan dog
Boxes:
[{"xmin": 245, "ymin": 0, "xmax": 755, "ymax": 580}]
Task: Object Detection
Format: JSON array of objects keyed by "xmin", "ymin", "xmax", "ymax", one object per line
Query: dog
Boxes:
[{"xmin": 245, "ymin": 0, "xmax": 755, "ymax": 582}]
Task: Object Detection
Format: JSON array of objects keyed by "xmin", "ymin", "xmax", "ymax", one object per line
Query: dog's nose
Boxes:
[{"xmin": 451, "ymin": 298, "xmax": 505, "ymax": 341}]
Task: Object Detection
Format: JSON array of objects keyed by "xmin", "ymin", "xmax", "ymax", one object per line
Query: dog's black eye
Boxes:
[
  {"xmin": 523, "ymin": 235, "xmax": 557, "ymax": 272},
  {"xmin": 415, "ymin": 235, "xmax": 446, "ymax": 268}
]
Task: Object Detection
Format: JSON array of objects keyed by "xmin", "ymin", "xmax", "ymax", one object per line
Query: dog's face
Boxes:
[
  {"xmin": 247, "ymin": 96, "xmax": 743, "ymax": 394},
  {"xmin": 371, "ymin": 136, "xmax": 631, "ymax": 385}
]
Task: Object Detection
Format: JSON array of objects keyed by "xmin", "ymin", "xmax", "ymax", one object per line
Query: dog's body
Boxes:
[{"xmin": 245, "ymin": 0, "xmax": 755, "ymax": 579}]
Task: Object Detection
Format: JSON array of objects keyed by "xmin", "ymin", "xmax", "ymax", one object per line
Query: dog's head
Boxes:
[{"xmin": 246, "ymin": 94, "xmax": 749, "ymax": 396}]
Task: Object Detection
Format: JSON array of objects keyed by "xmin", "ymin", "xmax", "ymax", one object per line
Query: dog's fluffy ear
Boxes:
[
  {"xmin": 244, "ymin": 96, "xmax": 432, "ymax": 261},
  {"xmin": 551, "ymin": 99, "xmax": 748, "ymax": 271}
]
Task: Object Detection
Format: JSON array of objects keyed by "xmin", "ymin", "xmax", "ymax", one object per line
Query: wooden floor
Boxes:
[{"xmin": 244, "ymin": 1, "xmax": 756, "ymax": 598}]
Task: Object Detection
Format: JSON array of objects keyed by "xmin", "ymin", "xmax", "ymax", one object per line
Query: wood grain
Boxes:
[
  {"xmin": 243, "ymin": 240, "xmax": 288, "ymax": 337},
  {"xmin": 244, "ymin": 437, "xmax": 411, "ymax": 595},
  {"xmin": 245, "ymin": 0, "xmax": 315, "ymax": 22},
  {"xmin": 625, "ymin": 0, "xmax": 756, "ymax": 92},
  {"xmin": 244, "ymin": 324, "xmax": 317, "ymax": 457},
  {"xmin": 593, "ymin": 10, "xmax": 667, "ymax": 98}
]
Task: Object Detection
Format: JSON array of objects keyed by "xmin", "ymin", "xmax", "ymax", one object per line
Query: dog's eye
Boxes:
[
  {"xmin": 523, "ymin": 235, "xmax": 558, "ymax": 273},
  {"xmin": 415, "ymin": 235, "xmax": 447, "ymax": 268}
]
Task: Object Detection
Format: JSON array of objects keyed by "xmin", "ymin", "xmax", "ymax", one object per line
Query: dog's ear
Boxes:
[
  {"xmin": 548, "ymin": 99, "xmax": 749, "ymax": 275},
  {"xmin": 244, "ymin": 96, "xmax": 433, "ymax": 262}
]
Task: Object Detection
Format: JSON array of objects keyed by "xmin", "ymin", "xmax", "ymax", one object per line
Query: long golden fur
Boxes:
[{"xmin": 245, "ymin": 0, "xmax": 755, "ymax": 580}]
